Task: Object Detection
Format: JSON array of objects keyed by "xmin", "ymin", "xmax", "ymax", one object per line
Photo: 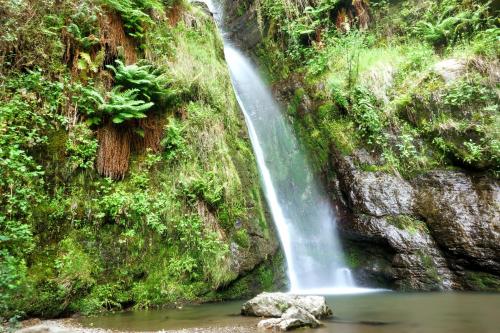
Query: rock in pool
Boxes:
[{"xmin": 241, "ymin": 292, "xmax": 332, "ymax": 331}]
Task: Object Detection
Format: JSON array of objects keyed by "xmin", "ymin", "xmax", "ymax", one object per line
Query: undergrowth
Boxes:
[{"xmin": 256, "ymin": 0, "xmax": 499, "ymax": 177}]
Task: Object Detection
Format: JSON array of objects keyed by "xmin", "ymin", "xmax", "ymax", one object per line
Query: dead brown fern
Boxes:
[
  {"xmin": 96, "ymin": 122, "xmax": 131, "ymax": 179},
  {"xmin": 353, "ymin": 0, "xmax": 370, "ymax": 31},
  {"xmin": 99, "ymin": 11, "xmax": 137, "ymax": 65},
  {"xmin": 131, "ymin": 114, "xmax": 167, "ymax": 153}
]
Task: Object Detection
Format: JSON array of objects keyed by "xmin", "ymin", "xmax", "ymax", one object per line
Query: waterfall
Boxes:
[{"xmin": 203, "ymin": 0, "xmax": 373, "ymax": 294}]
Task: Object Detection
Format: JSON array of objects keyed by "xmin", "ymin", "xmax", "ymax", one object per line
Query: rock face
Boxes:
[
  {"xmin": 221, "ymin": 0, "xmax": 261, "ymax": 49},
  {"xmin": 333, "ymin": 148, "xmax": 500, "ymax": 291},
  {"xmin": 432, "ymin": 59, "xmax": 467, "ymax": 83},
  {"xmin": 242, "ymin": 292, "xmax": 332, "ymax": 330}
]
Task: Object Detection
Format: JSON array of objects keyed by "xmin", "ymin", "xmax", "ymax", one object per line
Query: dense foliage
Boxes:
[
  {"xmin": 0, "ymin": 0, "xmax": 278, "ymax": 325},
  {"xmin": 255, "ymin": 0, "xmax": 499, "ymax": 177}
]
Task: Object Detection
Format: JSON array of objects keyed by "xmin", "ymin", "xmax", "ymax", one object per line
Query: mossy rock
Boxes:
[{"xmin": 463, "ymin": 271, "xmax": 500, "ymax": 291}]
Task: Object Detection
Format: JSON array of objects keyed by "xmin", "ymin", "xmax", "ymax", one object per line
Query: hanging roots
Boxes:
[
  {"xmin": 353, "ymin": 0, "xmax": 370, "ymax": 31},
  {"xmin": 99, "ymin": 11, "xmax": 137, "ymax": 65},
  {"xmin": 131, "ymin": 114, "xmax": 167, "ymax": 154},
  {"xmin": 97, "ymin": 122, "xmax": 131, "ymax": 180}
]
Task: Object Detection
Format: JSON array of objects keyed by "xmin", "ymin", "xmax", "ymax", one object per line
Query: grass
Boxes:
[{"xmin": 386, "ymin": 215, "xmax": 429, "ymax": 235}]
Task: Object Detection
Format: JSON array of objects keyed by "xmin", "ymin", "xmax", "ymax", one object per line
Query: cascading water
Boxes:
[{"xmin": 203, "ymin": 0, "xmax": 373, "ymax": 294}]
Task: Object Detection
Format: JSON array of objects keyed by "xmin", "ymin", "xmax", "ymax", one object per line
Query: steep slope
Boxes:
[
  {"xmin": 221, "ymin": 0, "xmax": 499, "ymax": 291},
  {"xmin": 0, "ymin": 0, "xmax": 281, "ymax": 320}
]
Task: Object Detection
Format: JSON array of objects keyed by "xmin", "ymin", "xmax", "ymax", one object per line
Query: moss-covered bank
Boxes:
[{"xmin": 0, "ymin": 0, "xmax": 280, "ymax": 321}]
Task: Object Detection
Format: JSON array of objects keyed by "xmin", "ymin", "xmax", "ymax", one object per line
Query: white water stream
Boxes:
[{"xmin": 203, "ymin": 0, "xmax": 375, "ymax": 294}]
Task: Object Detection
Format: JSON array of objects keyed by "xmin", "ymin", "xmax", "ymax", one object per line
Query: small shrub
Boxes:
[
  {"xmin": 161, "ymin": 118, "xmax": 187, "ymax": 161},
  {"xmin": 66, "ymin": 123, "xmax": 99, "ymax": 170},
  {"xmin": 351, "ymin": 87, "xmax": 386, "ymax": 145},
  {"xmin": 463, "ymin": 140, "xmax": 483, "ymax": 164}
]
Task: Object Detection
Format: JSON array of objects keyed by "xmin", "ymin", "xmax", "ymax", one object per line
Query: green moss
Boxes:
[
  {"xmin": 233, "ymin": 229, "xmax": 251, "ymax": 248},
  {"xmin": 386, "ymin": 215, "xmax": 429, "ymax": 235},
  {"xmin": 418, "ymin": 251, "xmax": 441, "ymax": 284},
  {"xmin": 345, "ymin": 251, "xmax": 361, "ymax": 269},
  {"xmin": 464, "ymin": 271, "xmax": 500, "ymax": 291}
]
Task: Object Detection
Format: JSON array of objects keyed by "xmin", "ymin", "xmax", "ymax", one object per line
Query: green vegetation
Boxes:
[
  {"xmin": 419, "ymin": 251, "xmax": 441, "ymax": 284},
  {"xmin": 386, "ymin": 215, "xmax": 429, "ymax": 235},
  {"xmin": 101, "ymin": 0, "xmax": 164, "ymax": 39},
  {"xmin": 464, "ymin": 271, "xmax": 500, "ymax": 291},
  {"xmin": 83, "ymin": 86, "xmax": 154, "ymax": 124},
  {"xmin": 0, "ymin": 0, "xmax": 273, "ymax": 322},
  {"xmin": 255, "ymin": 0, "xmax": 499, "ymax": 177}
]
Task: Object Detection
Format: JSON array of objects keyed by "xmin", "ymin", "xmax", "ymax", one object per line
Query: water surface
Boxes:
[{"xmin": 79, "ymin": 293, "xmax": 500, "ymax": 333}]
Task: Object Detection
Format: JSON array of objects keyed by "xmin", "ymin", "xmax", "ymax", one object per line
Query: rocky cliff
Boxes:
[
  {"xmin": 332, "ymin": 148, "xmax": 499, "ymax": 290},
  {"xmin": 220, "ymin": 0, "xmax": 500, "ymax": 291}
]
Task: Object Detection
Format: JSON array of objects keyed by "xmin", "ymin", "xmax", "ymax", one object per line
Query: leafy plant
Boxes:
[
  {"xmin": 66, "ymin": 22, "xmax": 100, "ymax": 50},
  {"xmin": 101, "ymin": 0, "xmax": 162, "ymax": 39},
  {"xmin": 180, "ymin": 173, "xmax": 224, "ymax": 210},
  {"xmin": 77, "ymin": 50, "xmax": 105, "ymax": 81},
  {"xmin": 351, "ymin": 87, "xmax": 386, "ymax": 145},
  {"xmin": 415, "ymin": 0, "xmax": 494, "ymax": 48},
  {"xmin": 84, "ymin": 87, "xmax": 153, "ymax": 125},
  {"xmin": 463, "ymin": 140, "xmax": 483, "ymax": 164},
  {"xmin": 66, "ymin": 123, "xmax": 99, "ymax": 170},
  {"xmin": 107, "ymin": 59, "xmax": 171, "ymax": 104},
  {"xmin": 161, "ymin": 118, "xmax": 187, "ymax": 161}
]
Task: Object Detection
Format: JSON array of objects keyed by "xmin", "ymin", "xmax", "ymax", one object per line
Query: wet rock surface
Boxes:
[
  {"xmin": 241, "ymin": 292, "xmax": 332, "ymax": 319},
  {"xmin": 221, "ymin": 0, "xmax": 261, "ymax": 50},
  {"xmin": 333, "ymin": 148, "xmax": 500, "ymax": 290},
  {"xmin": 242, "ymin": 292, "xmax": 332, "ymax": 330},
  {"xmin": 415, "ymin": 172, "xmax": 500, "ymax": 274}
]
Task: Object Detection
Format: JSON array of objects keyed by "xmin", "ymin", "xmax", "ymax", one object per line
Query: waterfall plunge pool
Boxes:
[{"xmin": 77, "ymin": 292, "xmax": 500, "ymax": 333}]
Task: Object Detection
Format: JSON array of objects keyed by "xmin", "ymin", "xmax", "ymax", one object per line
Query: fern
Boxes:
[
  {"xmin": 77, "ymin": 50, "xmax": 105, "ymax": 81},
  {"xmin": 415, "ymin": 0, "xmax": 494, "ymax": 48},
  {"xmin": 82, "ymin": 87, "xmax": 153, "ymax": 125},
  {"xmin": 107, "ymin": 59, "xmax": 179, "ymax": 108},
  {"xmin": 66, "ymin": 23, "xmax": 99, "ymax": 49},
  {"xmin": 101, "ymin": 0, "xmax": 163, "ymax": 39},
  {"xmin": 107, "ymin": 60, "xmax": 165, "ymax": 100}
]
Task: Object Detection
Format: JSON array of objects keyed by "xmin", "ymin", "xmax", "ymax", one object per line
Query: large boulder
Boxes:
[
  {"xmin": 257, "ymin": 306, "xmax": 321, "ymax": 331},
  {"xmin": 241, "ymin": 292, "xmax": 332, "ymax": 319},
  {"xmin": 347, "ymin": 215, "xmax": 457, "ymax": 290}
]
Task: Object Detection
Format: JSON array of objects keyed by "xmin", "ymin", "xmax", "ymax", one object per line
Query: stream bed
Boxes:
[{"xmin": 78, "ymin": 292, "xmax": 500, "ymax": 333}]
